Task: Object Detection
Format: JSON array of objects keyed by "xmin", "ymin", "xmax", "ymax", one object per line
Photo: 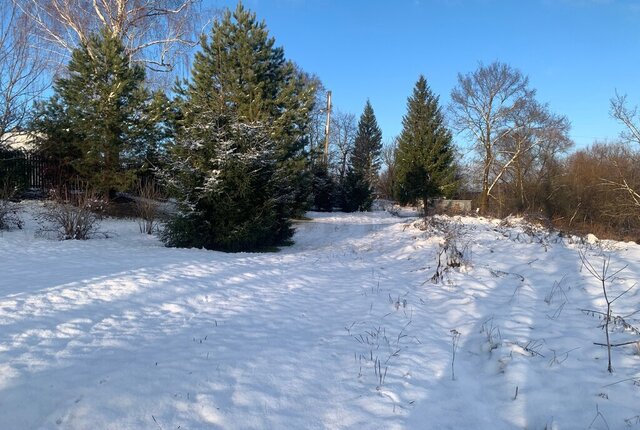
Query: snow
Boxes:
[{"xmin": 1, "ymin": 203, "xmax": 640, "ymax": 429}]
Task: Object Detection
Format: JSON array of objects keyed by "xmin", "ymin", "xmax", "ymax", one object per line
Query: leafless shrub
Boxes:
[
  {"xmin": 351, "ymin": 324, "xmax": 392, "ymax": 389},
  {"xmin": 38, "ymin": 183, "xmax": 103, "ymax": 240},
  {"xmin": 624, "ymin": 414, "xmax": 640, "ymax": 427},
  {"xmin": 544, "ymin": 275, "xmax": 569, "ymax": 305},
  {"xmin": 553, "ymin": 142, "xmax": 640, "ymax": 241},
  {"xmin": 134, "ymin": 179, "xmax": 163, "ymax": 234},
  {"xmin": 431, "ymin": 218, "xmax": 471, "ymax": 283},
  {"xmin": 514, "ymin": 339, "xmax": 545, "ymax": 358},
  {"xmin": 424, "ymin": 215, "xmax": 452, "ymax": 233},
  {"xmin": 547, "ymin": 347, "xmax": 580, "ymax": 367},
  {"xmin": 498, "ymin": 215, "xmax": 562, "ymax": 252},
  {"xmin": 579, "ymin": 252, "xmax": 638, "ymax": 373},
  {"xmin": 544, "ymin": 275, "xmax": 570, "ymax": 320},
  {"xmin": 588, "ymin": 404, "xmax": 609, "ymax": 430},
  {"xmin": 479, "ymin": 317, "xmax": 502, "ymax": 356},
  {"xmin": 0, "ymin": 180, "xmax": 22, "ymax": 230}
]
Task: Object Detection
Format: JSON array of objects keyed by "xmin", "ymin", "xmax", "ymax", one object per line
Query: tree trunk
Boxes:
[
  {"xmin": 423, "ymin": 192, "xmax": 429, "ymax": 217},
  {"xmin": 480, "ymin": 126, "xmax": 492, "ymax": 215},
  {"xmin": 480, "ymin": 156, "xmax": 491, "ymax": 214}
]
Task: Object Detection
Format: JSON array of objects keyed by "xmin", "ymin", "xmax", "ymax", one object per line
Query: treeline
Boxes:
[
  {"xmin": 381, "ymin": 66, "xmax": 640, "ymax": 241},
  {"xmin": 13, "ymin": 3, "xmax": 402, "ymax": 251},
  {"xmin": 1, "ymin": 1, "xmax": 639, "ymax": 247}
]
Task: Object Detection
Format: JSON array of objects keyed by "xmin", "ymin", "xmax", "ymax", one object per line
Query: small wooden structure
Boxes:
[{"xmin": 430, "ymin": 199, "xmax": 472, "ymax": 214}]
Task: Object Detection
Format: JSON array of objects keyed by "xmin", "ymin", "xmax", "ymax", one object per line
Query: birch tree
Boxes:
[
  {"xmin": 14, "ymin": 0, "xmax": 203, "ymax": 76},
  {"xmin": 608, "ymin": 92, "xmax": 640, "ymax": 210},
  {"xmin": 493, "ymin": 101, "xmax": 571, "ymax": 211},
  {"xmin": 0, "ymin": 1, "xmax": 46, "ymax": 145},
  {"xmin": 449, "ymin": 61, "xmax": 533, "ymax": 213},
  {"xmin": 329, "ymin": 110, "xmax": 356, "ymax": 185}
]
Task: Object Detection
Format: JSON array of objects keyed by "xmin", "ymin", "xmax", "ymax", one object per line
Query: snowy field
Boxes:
[{"xmin": 1, "ymin": 203, "xmax": 640, "ymax": 429}]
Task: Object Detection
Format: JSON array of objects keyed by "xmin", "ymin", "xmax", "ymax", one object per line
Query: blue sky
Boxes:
[{"xmin": 208, "ymin": 0, "xmax": 640, "ymax": 149}]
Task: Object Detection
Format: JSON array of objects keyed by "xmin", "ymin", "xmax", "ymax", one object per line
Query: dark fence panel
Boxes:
[{"xmin": 0, "ymin": 150, "xmax": 49, "ymax": 190}]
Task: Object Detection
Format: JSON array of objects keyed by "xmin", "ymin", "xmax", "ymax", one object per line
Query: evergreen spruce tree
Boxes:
[
  {"xmin": 310, "ymin": 162, "xmax": 334, "ymax": 211},
  {"xmin": 32, "ymin": 30, "xmax": 158, "ymax": 197},
  {"xmin": 186, "ymin": 2, "xmax": 316, "ymax": 217},
  {"xmin": 162, "ymin": 113, "xmax": 288, "ymax": 251},
  {"xmin": 394, "ymin": 75, "xmax": 457, "ymax": 213},
  {"xmin": 163, "ymin": 3, "xmax": 312, "ymax": 251},
  {"xmin": 341, "ymin": 100, "xmax": 382, "ymax": 212}
]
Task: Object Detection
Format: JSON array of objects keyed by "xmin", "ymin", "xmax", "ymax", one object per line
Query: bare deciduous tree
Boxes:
[
  {"xmin": 0, "ymin": 1, "xmax": 47, "ymax": 145},
  {"xmin": 304, "ymin": 74, "xmax": 327, "ymax": 160},
  {"xmin": 494, "ymin": 100, "xmax": 572, "ymax": 212},
  {"xmin": 611, "ymin": 92, "xmax": 640, "ymax": 145},
  {"xmin": 329, "ymin": 109, "xmax": 357, "ymax": 184},
  {"xmin": 449, "ymin": 61, "xmax": 534, "ymax": 213},
  {"xmin": 377, "ymin": 137, "xmax": 398, "ymax": 199},
  {"xmin": 14, "ymin": 0, "xmax": 204, "ymax": 77},
  {"xmin": 608, "ymin": 92, "xmax": 640, "ymax": 211}
]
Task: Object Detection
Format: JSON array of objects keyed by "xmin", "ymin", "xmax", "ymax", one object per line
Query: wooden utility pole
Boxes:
[{"xmin": 323, "ymin": 90, "xmax": 332, "ymax": 164}]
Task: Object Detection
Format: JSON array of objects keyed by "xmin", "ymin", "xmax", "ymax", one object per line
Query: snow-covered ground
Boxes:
[{"xmin": 1, "ymin": 203, "xmax": 640, "ymax": 429}]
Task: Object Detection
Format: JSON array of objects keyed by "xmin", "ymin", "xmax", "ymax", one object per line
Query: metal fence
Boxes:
[{"xmin": 0, "ymin": 150, "xmax": 48, "ymax": 189}]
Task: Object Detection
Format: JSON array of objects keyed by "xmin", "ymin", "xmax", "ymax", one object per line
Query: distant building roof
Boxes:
[{"xmin": 0, "ymin": 131, "xmax": 37, "ymax": 152}]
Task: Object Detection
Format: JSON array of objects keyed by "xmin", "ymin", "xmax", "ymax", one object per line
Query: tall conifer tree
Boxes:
[
  {"xmin": 351, "ymin": 101, "xmax": 383, "ymax": 182},
  {"xmin": 163, "ymin": 3, "xmax": 314, "ymax": 251},
  {"xmin": 32, "ymin": 30, "xmax": 158, "ymax": 196},
  {"xmin": 342, "ymin": 101, "xmax": 382, "ymax": 211},
  {"xmin": 394, "ymin": 75, "xmax": 457, "ymax": 213},
  {"xmin": 186, "ymin": 2, "xmax": 316, "ymax": 216}
]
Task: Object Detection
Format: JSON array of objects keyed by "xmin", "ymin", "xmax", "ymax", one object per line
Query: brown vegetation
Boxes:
[{"xmin": 467, "ymin": 142, "xmax": 640, "ymax": 242}]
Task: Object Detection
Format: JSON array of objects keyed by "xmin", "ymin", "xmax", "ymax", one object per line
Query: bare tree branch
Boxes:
[
  {"xmin": 0, "ymin": 1, "xmax": 47, "ymax": 146},
  {"xmin": 449, "ymin": 61, "xmax": 535, "ymax": 213},
  {"xmin": 329, "ymin": 110, "xmax": 357, "ymax": 184},
  {"xmin": 14, "ymin": 0, "xmax": 207, "ymax": 80},
  {"xmin": 608, "ymin": 92, "xmax": 640, "ymax": 215},
  {"xmin": 611, "ymin": 92, "xmax": 640, "ymax": 145}
]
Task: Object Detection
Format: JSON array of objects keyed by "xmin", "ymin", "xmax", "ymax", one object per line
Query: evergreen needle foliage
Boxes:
[
  {"xmin": 311, "ymin": 162, "xmax": 335, "ymax": 211},
  {"xmin": 31, "ymin": 30, "xmax": 165, "ymax": 197},
  {"xmin": 342, "ymin": 100, "xmax": 382, "ymax": 212},
  {"xmin": 163, "ymin": 3, "xmax": 317, "ymax": 251},
  {"xmin": 186, "ymin": 3, "xmax": 316, "ymax": 216},
  {"xmin": 395, "ymin": 75, "xmax": 457, "ymax": 213},
  {"xmin": 162, "ymin": 117, "xmax": 288, "ymax": 251}
]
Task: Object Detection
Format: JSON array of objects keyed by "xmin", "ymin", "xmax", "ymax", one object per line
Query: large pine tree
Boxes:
[
  {"xmin": 32, "ymin": 30, "xmax": 159, "ymax": 197},
  {"xmin": 341, "ymin": 100, "xmax": 382, "ymax": 212},
  {"xmin": 162, "ymin": 114, "xmax": 288, "ymax": 251},
  {"xmin": 185, "ymin": 2, "xmax": 316, "ymax": 217},
  {"xmin": 394, "ymin": 75, "xmax": 457, "ymax": 213},
  {"xmin": 163, "ymin": 3, "xmax": 314, "ymax": 251}
]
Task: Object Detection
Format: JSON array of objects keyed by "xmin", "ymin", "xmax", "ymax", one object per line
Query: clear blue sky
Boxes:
[{"xmin": 208, "ymin": 0, "xmax": 640, "ymax": 149}]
